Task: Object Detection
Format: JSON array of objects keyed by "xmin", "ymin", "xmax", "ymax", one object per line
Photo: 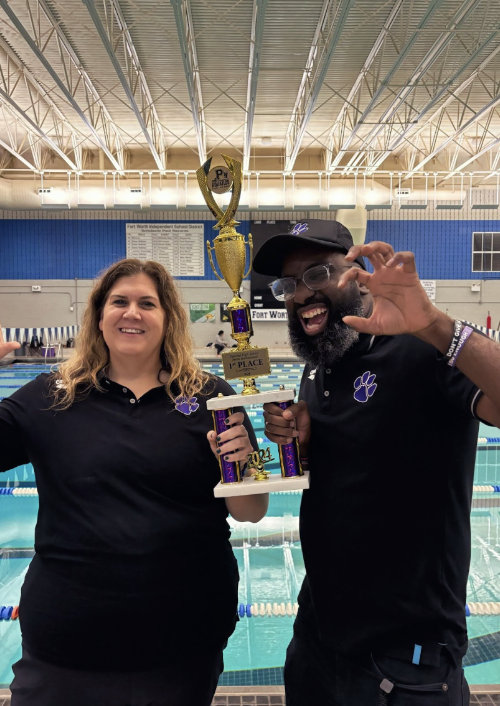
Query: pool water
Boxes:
[{"xmin": 0, "ymin": 362, "xmax": 499, "ymax": 687}]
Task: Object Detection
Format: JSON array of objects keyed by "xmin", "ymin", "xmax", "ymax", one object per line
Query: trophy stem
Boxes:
[{"xmin": 241, "ymin": 378, "xmax": 260, "ymax": 395}]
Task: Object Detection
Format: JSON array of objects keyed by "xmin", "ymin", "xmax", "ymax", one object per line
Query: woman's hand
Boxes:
[
  {"xmin": 207, "ymin": 411, "xmax": 254, "ymax": 464},
  {"xmin": 0, "ymin": 324, "xmax": 20, "ymax": 360},
  {"xmin": 339, "ymin": 241, "xmax": 439, "ymax": 337},
  {"xmin": 208, "ymin": 412, "xmax": 269, "ymax": 523}
]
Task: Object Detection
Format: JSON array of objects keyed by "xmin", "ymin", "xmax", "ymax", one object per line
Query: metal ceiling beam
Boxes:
[
  {"xmin": 329, "ymin": 0, "xmax": 447, "ymax": 170},
  {"xmin": 243, "ymin": 0, "xmax": 268, "ymax": 173},
  {"xmin": 0, "ymin": 37, "xmax": 79, "ymax": 170},
  {"xmin": 325, "ymin": 0, "xmax": 405, "ymax": 170},
  {"xmin": 352, "ymin": 0, "xmax": 484, "ymax": 172},
  {"xmin": 0, "ymin": 103, "xmax": 37, "ymax": 170},
  {"xmin": 0, "ymin": 0, "xmax": 125, "ymax": 171},
  {"xmin": 170, "ymin": 0, "xmax": 207, "ymax": 164},
  {"xmin": 0, "ymin": 137, "xmax": 36, "ymax": 170},
  {"xmin": 404, "ymin": 96, "xmax": 500, "ymax": 179},
  {"xmin": 401, "ymin": 40, "xmax": 500, "ymax": 178},
  {"xmin": 351, "ymin": 0, "xmax": 486, "ymax": 174},
  {"xmin": 284, "ymin": 0, "xmax": 356, "ymax": 173},
  {"xmin": 82, "ymin": 0, "xmax": 167, "ymax": 170},
  {"xmin": 0, "ymin": 93, "xmax": 78, "ymax": 170},
  {"xmin": 443, "ymin": 135, "xmax": 500, "ymax": 178},
  {"xmin": 368, "ymin": 26, "xmax": 500, "ymax": 173}
]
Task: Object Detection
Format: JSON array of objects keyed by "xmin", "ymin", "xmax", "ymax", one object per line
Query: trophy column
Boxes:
[
  {"xmin": 212, "ymin": 407, "xmax": 242, "ymax": 484},
  {"xmin": 208, "ymin": 387, "xmax": 308, "ymax": 496},
  {"xmin": 276, "ymin": 397, "xmax": 303, "ymax": 478}
]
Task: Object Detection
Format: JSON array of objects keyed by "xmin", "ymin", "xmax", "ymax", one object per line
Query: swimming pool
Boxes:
[{"xmin": 0, "ymin": 362, "xmax": 499, "ymax": 687}]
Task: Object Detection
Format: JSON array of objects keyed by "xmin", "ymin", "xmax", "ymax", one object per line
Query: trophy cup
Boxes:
[{"xmin": 197, "ymin": 154, "xmax": 310, "ymax": 497}]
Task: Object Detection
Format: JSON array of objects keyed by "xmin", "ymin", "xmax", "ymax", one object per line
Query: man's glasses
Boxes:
[{"xmin": 268, "ymin": 264, "xmax": 334, "ymax": 301}]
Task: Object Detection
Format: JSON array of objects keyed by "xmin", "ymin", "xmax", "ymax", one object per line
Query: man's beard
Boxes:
[{"xmin": 288, "ymin": 285, "xmax": 365, "ymax": 368}]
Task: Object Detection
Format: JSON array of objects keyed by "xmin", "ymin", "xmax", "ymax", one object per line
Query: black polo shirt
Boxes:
[
  {"xmin": 298, "ymin": 333, "xmax": 483, "ymax": 659},
  {"xmin": 0, "ymin": 373, "xmax": 256, "ymax": 670}
]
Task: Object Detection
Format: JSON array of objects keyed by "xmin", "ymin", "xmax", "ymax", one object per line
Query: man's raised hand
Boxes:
[{"xmin": 339, "ymin": 241, "xmax": 439, "ymax": 337}]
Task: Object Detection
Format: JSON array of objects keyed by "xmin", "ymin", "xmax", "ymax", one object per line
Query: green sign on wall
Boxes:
[{"xmin": 189, "ymin": 303, "xmax": 216, "ymax": 323}]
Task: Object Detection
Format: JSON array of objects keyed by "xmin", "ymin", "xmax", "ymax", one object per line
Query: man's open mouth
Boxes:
[{"xmin": 299, "ymin": 306, "xmax": 329, "ymax": 335}]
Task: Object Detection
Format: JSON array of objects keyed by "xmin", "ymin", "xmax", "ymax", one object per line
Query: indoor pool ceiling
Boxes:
[{"xmin": 1, "ymin": 0, "xmax": 500, "ymax": 185}]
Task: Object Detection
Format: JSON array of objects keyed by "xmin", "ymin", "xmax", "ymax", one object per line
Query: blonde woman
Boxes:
[{"xmin": 0, "ymin": 259, "xmax": 268, "ymax": 706}]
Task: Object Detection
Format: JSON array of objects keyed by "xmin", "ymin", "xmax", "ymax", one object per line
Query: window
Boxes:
[{"xmin": 472, "ymin": 232, "xmax": 500, "ymax": 272}]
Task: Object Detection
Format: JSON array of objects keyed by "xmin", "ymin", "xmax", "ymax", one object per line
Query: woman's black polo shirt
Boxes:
[
  {"xmin": 0, "ymin": 373, "xmax": 256, "ymax": 670},
  {"xmin": 297, "ymin": 333, "xmax": 483, "ymax": 660}
]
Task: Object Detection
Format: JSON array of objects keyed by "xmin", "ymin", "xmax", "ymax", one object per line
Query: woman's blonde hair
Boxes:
[{"xmin": 50, "ymin": 258, "xmax": 211, "ymax": 409}]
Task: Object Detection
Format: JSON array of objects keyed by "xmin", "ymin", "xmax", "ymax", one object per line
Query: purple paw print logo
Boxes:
[
  {"xmin": 175, "ymin": 395, "xmax": 199, "ymax": 415},
  {"xmin": 290, "ymin": 222, "xmax": 308, "ymax": 235},
  {"xmin": 353, "ymin": 371, "xmax": 377, "ymax": 403}
]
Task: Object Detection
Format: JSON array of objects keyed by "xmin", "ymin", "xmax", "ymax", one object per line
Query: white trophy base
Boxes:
[
  {"xmin": 207, "ymin": 388, "xmax": 295, "ymax": 411},
  {"xmin": 214, "ymin": 471, "xmax": 309, "ymax": 497}
]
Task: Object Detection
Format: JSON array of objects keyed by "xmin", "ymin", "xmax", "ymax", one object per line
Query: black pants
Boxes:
[
  {"xmin": 285, "ymin": 613, "xmax": 470, "ymax": 706},
  {"xmin": 214, "ymin": 344, "xmax": 225, "ymax": 355},
  {"xmin": 10, "ymin": 643, "xmax": 224, "ymax": 706}
]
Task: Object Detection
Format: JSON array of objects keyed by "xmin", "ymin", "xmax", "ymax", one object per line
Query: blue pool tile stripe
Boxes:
[
  {"xmin": 218, "ymin": 666, "xmax": 284, "ymax": 687},
  {"xmin": 0, "ymin": 482, "xmax": 37, "ymax": 488},
  {"xmin": 464, "ymin": 631, "xmax": 500, "ymax": 667}
]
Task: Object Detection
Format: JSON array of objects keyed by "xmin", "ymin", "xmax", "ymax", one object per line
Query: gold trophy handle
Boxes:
[
  {"xmin": 243, "ymin": 232, "xmax": 253, "ymax": 279},
  {"xmin": 206, "ymin": 241, "xmax": 225, "ymax": 281},
  {"xmin": 196, "ymin": 161, "xmax": 226, "ymax": 223},
  {"xmin": 216, "ymin": 154, "xmax": 242, "ymax": 229}
]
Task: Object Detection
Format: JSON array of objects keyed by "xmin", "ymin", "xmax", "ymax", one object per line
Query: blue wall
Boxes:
[
  {"xmin": 366, "ymin": 220, "xmax": 500, "ymax": 280},
  {"xmin": 0, "ymin": 219, "xmax": 251, "ymax": 280},
  {"xmin": 1, "ymin": 217, "xmax": 500, "ymax": 280}
]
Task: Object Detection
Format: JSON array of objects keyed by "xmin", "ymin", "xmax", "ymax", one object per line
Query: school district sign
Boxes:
[{"xmin": 251, "ymin": 309, "xmax": 288, "ymax": 321}]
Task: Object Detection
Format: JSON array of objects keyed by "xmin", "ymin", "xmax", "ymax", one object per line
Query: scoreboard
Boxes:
[{"xmin": 250, "ymin": 220, "xmax": 292, "ymax": 311}]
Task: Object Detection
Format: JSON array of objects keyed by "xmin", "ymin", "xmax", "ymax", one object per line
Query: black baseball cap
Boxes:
[{"xmin": 252, "ymin": 219, "xmax": 366, "ymax": 276}]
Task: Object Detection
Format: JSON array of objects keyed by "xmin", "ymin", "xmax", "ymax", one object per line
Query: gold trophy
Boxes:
[{"xmin": 198, "ymin": 155, "xmax": 310, "ymax": 497}]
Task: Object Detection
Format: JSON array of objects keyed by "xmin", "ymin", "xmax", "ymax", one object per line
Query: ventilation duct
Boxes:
[{"xmin": 0, "ymin": 177, "xmax": 471, "ymax": 211}]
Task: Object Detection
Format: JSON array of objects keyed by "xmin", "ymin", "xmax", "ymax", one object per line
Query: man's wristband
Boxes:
[
  {"xmin": 445, "ymin": 319, "xmax": 464, "ymax": 360},
  {"xmin": 447, "ymin": 326, "xmax": 473, "ymax": 367}
]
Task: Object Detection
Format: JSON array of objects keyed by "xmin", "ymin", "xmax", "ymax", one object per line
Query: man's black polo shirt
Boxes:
[
  {"xmin": 0, "ymin": 373, "xmax": 256, "ymax": 670},
  {"xmin": 298, "ymin": 333, "xmax": 483, "ymax": 659}
]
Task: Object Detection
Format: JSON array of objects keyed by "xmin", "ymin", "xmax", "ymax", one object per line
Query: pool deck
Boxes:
[
  {"xmin": 212, "ymin": 687, "xmax": 500, "ymax": 704},
  {"xmin": 0, "ymin": 685, "xmax": 499, "ymax": 704}
]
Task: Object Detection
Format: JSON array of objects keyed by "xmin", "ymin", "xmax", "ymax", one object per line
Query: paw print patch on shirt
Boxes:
[
  {"xmin": 353, "ymin": 372, "xmax": 377, "ymax": 403},
  {"xmin": 175, "ymin": 395, "xmax": 199, "ymax": 415}
]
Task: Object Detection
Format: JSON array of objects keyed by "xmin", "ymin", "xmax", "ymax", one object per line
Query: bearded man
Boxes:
[{"xmin": 253, "ymin": 219, "xmax": 500, "ymax": 706}]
